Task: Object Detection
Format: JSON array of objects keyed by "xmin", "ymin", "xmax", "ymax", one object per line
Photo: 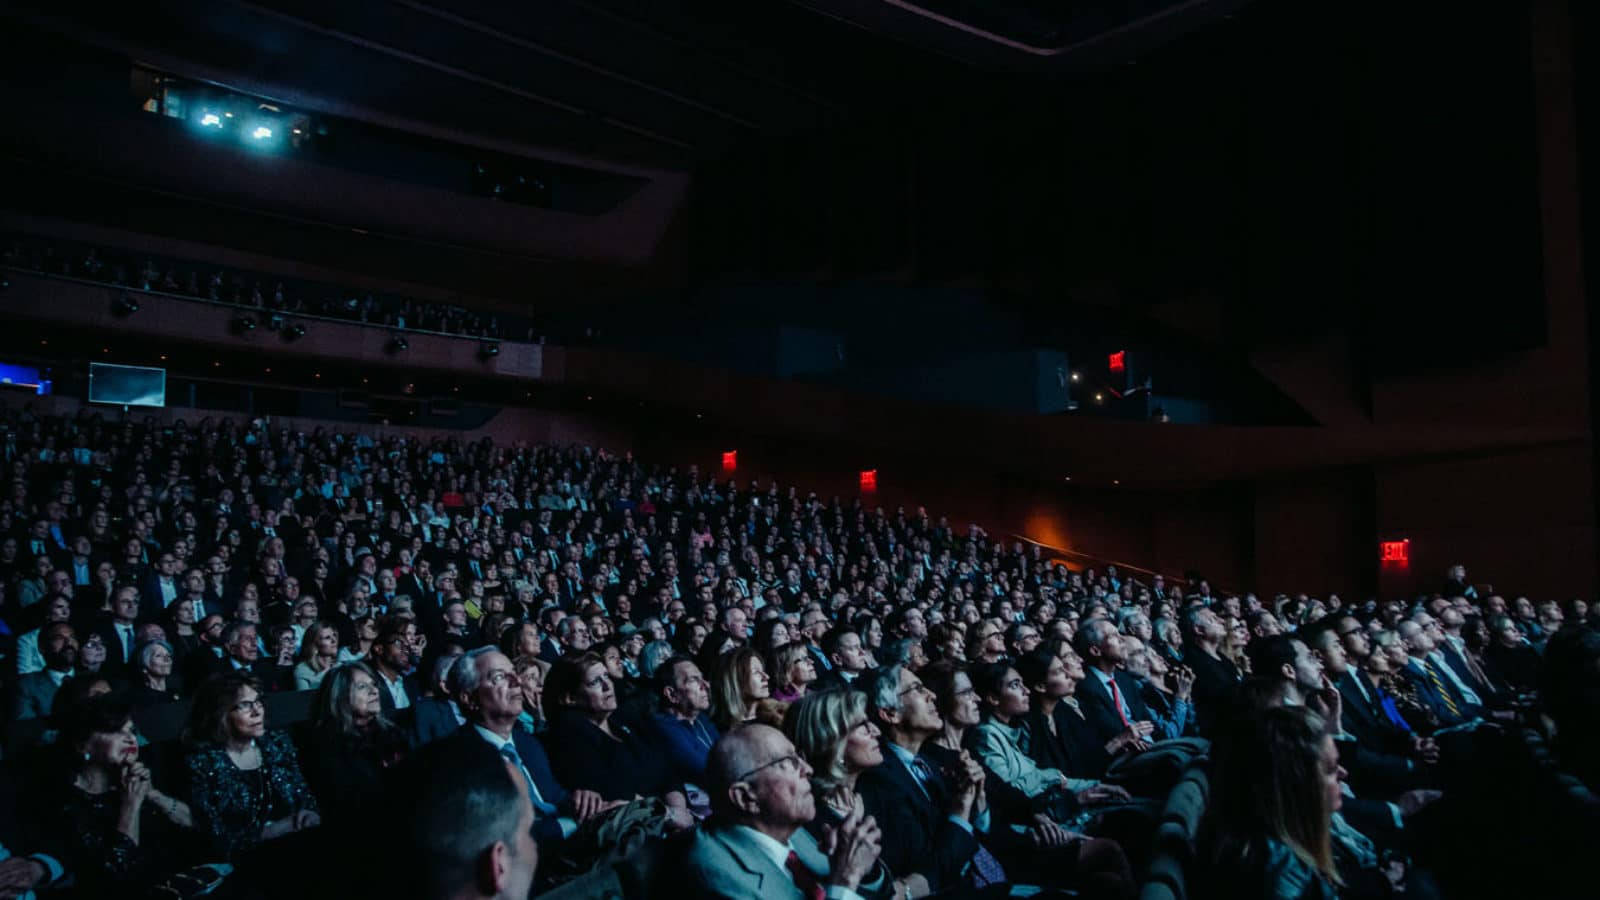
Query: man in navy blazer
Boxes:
[
  {"xmin": 857, "ymin": 664, "xmax": 985, "ymax": 894},
  {"xmin": 450, "ymin": 646, "xmax": 613, "ymax": 846},
  {"xmin": 1073, "ymin": 618, "xmax": 1157, "ymax": 751}
]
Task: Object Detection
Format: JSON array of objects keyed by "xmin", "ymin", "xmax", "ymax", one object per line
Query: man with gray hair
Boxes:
[{"xmin": 447, "ymin": 646, "xmax": 609, "ymax": 850}]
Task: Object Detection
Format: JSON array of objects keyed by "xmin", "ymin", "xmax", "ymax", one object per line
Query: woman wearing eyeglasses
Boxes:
[
  {"xmin": 300, "ymin": 661, "xmax": 408, "ymax": 825},
  {"xmin": 183, "ymin": 672, "xmax": 320, "ymax": 860}
]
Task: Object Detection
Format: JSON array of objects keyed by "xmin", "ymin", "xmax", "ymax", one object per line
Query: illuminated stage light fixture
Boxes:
[
  {"xmin": 200, "ymin": 113, "xmax": 222, "ymax": 128},
  {"xmin": 251, "ymin": 125, "xmax": 273, "ymax": 140}
]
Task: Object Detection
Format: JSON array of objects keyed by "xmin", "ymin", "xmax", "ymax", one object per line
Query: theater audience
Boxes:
[{"xmin": 1, "ymin": 407, "xmax": 1595, "ymax": 900}]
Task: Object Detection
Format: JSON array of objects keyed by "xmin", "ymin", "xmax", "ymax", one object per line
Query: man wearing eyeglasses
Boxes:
[{"xmin": 687, "ymin": 724, "xmax": 884, "ymax": 900}]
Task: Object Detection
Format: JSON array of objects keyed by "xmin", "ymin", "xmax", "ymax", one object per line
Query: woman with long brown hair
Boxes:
[{"xmin": 1198, "ymin": 705, "xmax": 1342, "ymax": 899}]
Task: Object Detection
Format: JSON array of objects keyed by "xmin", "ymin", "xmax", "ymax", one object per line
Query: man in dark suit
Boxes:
[
  {"xmin": 857, "ymin": 665, "xmax": 987, "ymax": 894},
  {"xmin": 1397, "ymin": 621, "xmax": 1478, "ymax": 728},
  {"xmin": 138, "ymin": 551, "xmax": 182, "ymax": 622},
  {"xmin": 92, "ymin": 585, "xmax": 144, "ymax": 680},
  {"xmin": 1180, "ymin": 605, "xmax": 1239, "ymax": 737},
  {"xmin": 814, "ymin": 628, "xmax": 869, "ymax": 691},
  {"xmin": 1073, "ymin": 618, "xmax": 1157, "ymax": 751},
  {"xmin": 1314, "ymin": 625, "xmax": 1424, "ymax": 760},
  {"xmin": 191, "ymin": 620, "xmax": 275, "ymax": 685},
  {"xmin": 687, "ymin": 723, "xmax": 887, "ymax": 900},
  {"xmin": 447, "ymin": 647, "xmax": 613, "ymax": 853}
]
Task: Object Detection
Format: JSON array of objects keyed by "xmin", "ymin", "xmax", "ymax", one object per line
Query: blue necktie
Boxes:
[{"xmin": 498, "ymin": 744, "xmax": 556, "ymax": 816}]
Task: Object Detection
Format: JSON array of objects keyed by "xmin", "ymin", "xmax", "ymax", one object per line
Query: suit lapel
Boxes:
[{"xmin": 711, "ymin": 826, "xmax": 796, "ymax": 898}]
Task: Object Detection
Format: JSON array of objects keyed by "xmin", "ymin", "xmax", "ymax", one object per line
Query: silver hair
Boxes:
[
  {"xmin": 866, "ymin": 662, "xmax": 907, "ymax": 717},
  {"xmin": 453, "ymin": 645, "xmax": 502, "ymax": 696},
  {"xmin": 138, "ymin": 639, "xmax": 174, "ymax": 670}
]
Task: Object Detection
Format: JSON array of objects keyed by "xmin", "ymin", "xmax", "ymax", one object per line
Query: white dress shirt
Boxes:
[{"xmin": 734, "ymin": 825, "xmax": 864, "ymax": 900}]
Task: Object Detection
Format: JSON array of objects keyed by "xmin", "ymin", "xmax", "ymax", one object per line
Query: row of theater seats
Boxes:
[
  {"xmin": 1141, "ymin": 762, "xmax": 1210, "ymax": 900},
  {"xmin": 2, "ymin": 691, "xmax": 317, "ymax": 776}
]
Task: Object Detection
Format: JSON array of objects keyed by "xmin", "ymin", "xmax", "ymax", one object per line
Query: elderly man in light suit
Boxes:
[{"xmin": 686, "ymin": 724, "xmax": 884, "ymax": 900}]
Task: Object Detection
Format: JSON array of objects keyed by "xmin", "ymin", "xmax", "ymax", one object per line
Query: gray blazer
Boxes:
[
  {"xmin": 12, "ymin": 671, "xmax": 67, "ymax": 720},
  {"xmin": 685, "ymin": 820, "xmax": 891, "ymax": 900}
]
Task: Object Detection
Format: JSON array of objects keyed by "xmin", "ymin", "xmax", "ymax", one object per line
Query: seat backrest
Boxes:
[
  {"xmin": 1162, "ymin": 779, "xmax": 1205, "ymax": 835},
  {"xmin": 1145, "ymin": 851, "xmax": 1187, "ymax": 900},
  {"xmin": 1140, "ymin": 879, "xmax": 1178, "ymax": 900},
  {"xmin": 132, "ymin": 698, "xmax": 191, "ymax": 744},
  {"xmin": 265, "ymin": 688, "xmax": 317, "ymax": 729},
  {"xmin": 1155, "ymin": 819, "xmax": 1195, "ymax": 865}
]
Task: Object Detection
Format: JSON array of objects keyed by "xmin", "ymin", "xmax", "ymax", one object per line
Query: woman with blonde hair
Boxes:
[
  {"xmin": 1198, "ymin": 705, "xmax": 1342, "ymax": 899},
  {"xmin": 769, "ymin": 641, "xmax": 819, "ymax": 702},
  {"xmin": 707, "ymin": 646, "xmax": 769, "ymax": 731},
  {"xmin": 784, "ymin": 690, "xmax": 930, "ymax": 899}
]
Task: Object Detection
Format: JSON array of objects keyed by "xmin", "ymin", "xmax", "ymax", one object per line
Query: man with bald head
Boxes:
[{"xmin": 687, "ymin": 724, "xmax": 884, "ymax": 900}]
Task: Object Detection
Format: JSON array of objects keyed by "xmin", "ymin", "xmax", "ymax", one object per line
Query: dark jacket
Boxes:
[
  {"xmin": 1074, "ymin": 668, "xmax": 1154, "ymax": 748},
  {"xmin": 539, "ymin": 708, "xmax": 679, "ymax": 802},
  {"xmin": 185, "ymin": 728, "xmax": 319, "ymax": 860},
  {"xmin": 856, "ymin": 742, "xmax": 981, "ymax": 893}
]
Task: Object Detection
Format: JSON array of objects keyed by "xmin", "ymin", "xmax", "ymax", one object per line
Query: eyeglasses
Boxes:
[
  {"xmin": 898, "ymin": 681, "xmax": 934, "ymax": 698},
  {"xmin": 352, "ymin": 681, "xmax": 381, "ymax": 695},
  {"xmin": 234, "ymin": 698, "xmax": 265, "ymax": 713},
  {"xmin": 733, "ymin": 754, "xmax": 804, "ymax": 783}
]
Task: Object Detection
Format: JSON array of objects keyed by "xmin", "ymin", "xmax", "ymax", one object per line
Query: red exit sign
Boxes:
[
  {"xmin": 1379, "ymin": 540, "xmax": 1410, "ymax": 563},
  {"xmin": 859, "ymin": 469, "xmax": 878, "ymax": 491},
  {"xmin": 1108, "ymin": 351, "xmax": 1126, "ymax": 373}
]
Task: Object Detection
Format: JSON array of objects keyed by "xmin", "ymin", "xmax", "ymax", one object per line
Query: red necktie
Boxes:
[
  {"xmin": 1107, "ymin": 675, "xmax": 1132, "ymax": 727},
  {"xmin": 785, "ymin": 851, "xmax": 825, "ymax": 900}
]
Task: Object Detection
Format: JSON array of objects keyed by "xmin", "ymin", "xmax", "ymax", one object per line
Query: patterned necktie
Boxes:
[
  {"xmin": 785, "ymin": 851, "xmax": 825, "ymax": 900},
  {"xmin": 1422, "ymin": 660, "xmax": 1462, "ymax": 718},
  {"xmin": 966, "ymin": 844, "xmax": 1008, "ymax": 888}
]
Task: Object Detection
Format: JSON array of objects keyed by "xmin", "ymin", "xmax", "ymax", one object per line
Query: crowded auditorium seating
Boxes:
[{"xmin": 0, "ymin": 404, "xmax": 1596, "ymax": 900}]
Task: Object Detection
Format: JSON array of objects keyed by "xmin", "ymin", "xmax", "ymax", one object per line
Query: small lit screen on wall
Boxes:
[
  {"xmin": 1379, "ymin": 540, "xmax": 1410, "ymax": 563},
  {"xmin": 89, "ymin": 363, "xmax": 166, "ymax": 407}
]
